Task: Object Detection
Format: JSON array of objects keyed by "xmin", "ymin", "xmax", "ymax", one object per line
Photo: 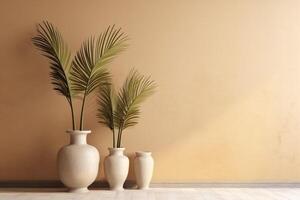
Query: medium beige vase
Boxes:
[
  {"xmin": 134, "ymin": 151, "xmax": 154, "ymax": 189},
  {"xmin": 104, "ymin": 148, "xmax": 129, "ymax": 190},
  {"xmin": 57, "ymin": 130, "xmax": 100, "ymax": 193}
]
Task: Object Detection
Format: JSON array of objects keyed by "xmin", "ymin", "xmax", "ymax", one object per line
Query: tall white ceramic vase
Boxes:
[
  {"xmin": 57, "ymin": 130, "xmax": 100, "ymax": 193},
  {"xmin": 104, "ymin": 148, "xmax": 129, "ymax": 190},
  {"xmin": 134, "ymin": 151, "xmax": 154, "ymax": 189}
]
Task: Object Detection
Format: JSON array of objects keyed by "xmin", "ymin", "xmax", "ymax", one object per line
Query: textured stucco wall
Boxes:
[{"xmin": 0, "ymin": 0, "xmax": 300, "ymax": 182}]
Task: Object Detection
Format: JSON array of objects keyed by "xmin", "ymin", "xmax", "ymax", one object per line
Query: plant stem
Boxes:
[
  {"xmin": 79, "ymin": 91, "xmax": 87, "ymax": 131},
  {"xmin": 117, "ymin": 127, "xmax": 122, "ymax": 148},
  {"xmin": 117, "ymin": 129, "xmax": 120, "ymax": 148},
  {"xmin": 112, "ymin": 128, "xmax": 116, "ymax": 148},
  {"xmin": 69, "ymin": 99, "xmax": 76, "ymax": 130},
  {"xmin": 119, "ymin": 131, "xmax": 123, "ymax": 148}
]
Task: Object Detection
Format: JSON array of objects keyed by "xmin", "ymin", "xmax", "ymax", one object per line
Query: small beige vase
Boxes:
[
  {"xmin": 134, "ymin": 151, "xmax": 154, "ymax": 189},
  {"xmin": 57, "ymin": 130, "xmax": 100, "ymax": 193},
  {"xmin": 104, "ymin": 148, "xmax": 129, "ymax": 190}
]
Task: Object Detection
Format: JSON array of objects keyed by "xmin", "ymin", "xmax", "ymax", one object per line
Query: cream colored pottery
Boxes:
[
  {"xmin": 104, "ymin": 148, "xmax": 129, "ymax": 190},
  {"xmin": 134, "ymin": 151, "xmax": 154, "ymax": 189},
  {"xmin": 57, "ymin": 130, "xmax": 100, "ymax": 193}
]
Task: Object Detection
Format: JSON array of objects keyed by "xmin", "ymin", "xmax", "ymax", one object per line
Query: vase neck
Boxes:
[
  {"xmin": 67, "ymin": 130, "xmax": 91, "ymax": 145},
  {"xmin": 109, "ymin": 148, "xmax": 125, "ymax": 156},
  {"xmin": 136, "ymin": 151, "xmax": 152, "ymax": 157},
  {"xmin": 70, "ymin": 134, "xmax": 87, "ymax": 145}
]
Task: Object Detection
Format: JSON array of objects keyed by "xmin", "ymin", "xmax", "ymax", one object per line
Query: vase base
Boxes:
[{"xmin": 69, "ymin": 187, "xmax": 89, "ymax": 193}]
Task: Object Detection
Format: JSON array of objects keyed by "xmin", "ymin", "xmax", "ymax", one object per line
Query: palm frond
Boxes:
[
  {"xmin": 115, "ymin": 69, "xmax": 156, "ymax": 130},
  {"xmin": 32, "ymin": 21, "xmax": 77, "ymax": 130},
  {"xmin": 97, "ymin": 82, "xmax": 115, "ymax": 130},
  {"xmin": 71, "ymin": 25, "xmax": 128, "ymax": 95},
  {"xmin": 32, "ymin": 21, "xmax": 73, "ymax": 99}
]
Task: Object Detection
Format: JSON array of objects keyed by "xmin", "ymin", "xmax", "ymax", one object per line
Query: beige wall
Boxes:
[{"xmin": 1, "ymin": 0, "xmax": 300, "ymax": 182}]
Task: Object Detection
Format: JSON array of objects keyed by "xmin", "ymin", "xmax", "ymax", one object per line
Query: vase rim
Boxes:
[
  {"xmin": 136, "ymin": 151, "xmax": 152, "ymax": 156},
  {"xmin": 66, "ymin": 130, "xmax": 91, "ymax": 134},
  {"xmin": 108, "ymin": 147, "xmax": 125, "ymax": 152}
]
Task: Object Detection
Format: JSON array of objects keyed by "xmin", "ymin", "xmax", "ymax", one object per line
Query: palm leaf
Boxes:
[
  {"xmin": 97, "ymin": 82, "xmax": 115, "ymax": 130},
  {"xmin": 32, "ymin": 21, "xmax": 73, "ymax": 100},
  {"xmin": 71, "ymin": 25, "xmax": 128, "ymax": 130},
  {"xmin": 115, "ymin": 69, "xmax": 156, "ymax": 131},
  {"xmin": 97, "ymin": 82, "xmax": 117, "ymax": 147},
  {"xmin": 71, "ymin": 25, "xmax": 128, "ymax": 95}
]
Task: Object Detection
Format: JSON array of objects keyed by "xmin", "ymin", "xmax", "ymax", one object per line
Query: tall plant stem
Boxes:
[
  {"xmin": 112, "ymin": 129, "xmax": 116, "ymax": 148},
  {"xmin": 69, "ymin": 99, "xmax": 76, "ymax": 130},
  {"xmin": 119, "ymin": 131, "xmax": 123, "ymax": 148},
  {"xmin": 117, "ymin": 127, "xmax": 123, "ymax": 148},
  {"xmin": 79, "ymin": 91, "xmax": 87, "ymax": 130}
]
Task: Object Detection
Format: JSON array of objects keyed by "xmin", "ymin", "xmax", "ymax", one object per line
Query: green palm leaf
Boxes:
[
  {"xmin": 97, "ymin": 83, "xmax": 115, "ymax": 130},
  {"xmin": 32, "ymin": 21, "xmax": 72, "ymax": 98},
  {"xmin": 97, "ymin": 83, "xmax": 118, "ymax": 147},
  {"xmin": 115, "ymin": 69, "xmax": 156, "ymax": 132},
  {"xmin": 71, "ymin": 25, "xmax": 128, "ymax": 130},
  {"xmin": 32, "ymin": 21, "xmax": 76, "ymax": 129},
  {"xmin": 71, "ymin": 25, "xmax": 128, "ymax": 95}
]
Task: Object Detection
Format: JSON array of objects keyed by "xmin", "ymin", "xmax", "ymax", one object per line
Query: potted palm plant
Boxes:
[
  {"xmin": 97, "ymin": 69, "xmax": 156, "ymax": 190},
  {"xmin": 32, "ymin": 21, "xmax": 128, "ymax": 192}
]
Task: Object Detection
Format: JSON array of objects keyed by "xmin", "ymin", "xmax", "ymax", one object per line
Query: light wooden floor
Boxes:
[{"xmin": 0, "ymin": 188, "xmax": 300, "ymax": 200}]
